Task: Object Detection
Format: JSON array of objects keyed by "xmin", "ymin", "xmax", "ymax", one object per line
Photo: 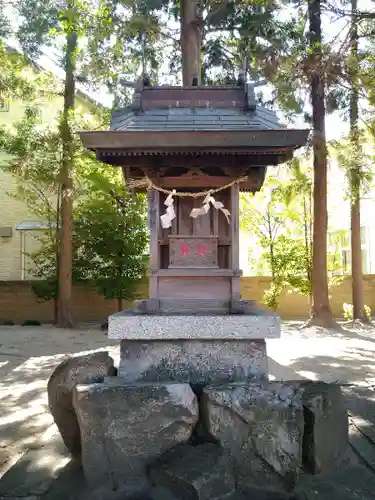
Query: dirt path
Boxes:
[
  {"xmin": 2, "ymin": 322, "xmax": 375, "ymax": 455},
  {"xmin": 0, "ymin": 325, "xmax": 118, "ymax": 464},
  {"xmin": 1, "ymin": 321, "xmax": 375, "ymax": 498}
]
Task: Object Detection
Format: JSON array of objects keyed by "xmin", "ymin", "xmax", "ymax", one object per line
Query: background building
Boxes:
[{"xmin": 0, "ymin": 51, "xmax": 99, "ymax": 280}]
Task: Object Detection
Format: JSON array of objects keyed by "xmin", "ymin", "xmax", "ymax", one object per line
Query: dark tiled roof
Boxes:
[
  {"xmin": 79, "ymin": 84, "xmax": 309, "ymax": 157},
  {"xmin": 110, "ymin": 106, "xmax": 281, "ymax": 132}
]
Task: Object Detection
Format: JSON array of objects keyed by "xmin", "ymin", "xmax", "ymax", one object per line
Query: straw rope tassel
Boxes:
[{"xmin": 127, "ymin": 175, "xmax": 247, "ymax": 227}]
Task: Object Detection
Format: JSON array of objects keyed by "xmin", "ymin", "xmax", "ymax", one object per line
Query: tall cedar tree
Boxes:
[
  {"xmin": 177, "ymin": 0, "xmax": 302, "ymax": 94},
  {"xmin": 16, "ymin": 0, "xmax": 110, "ymax": 327},
  {"xmin": 58, "ymin": 25, "xmax": 77, "ymax": 328},
  {"xmin": 306, "ymin": 0, "xmax": 336, "ymax": 328},
  {"xmin": 180, "ymin": 0, "xmax": 201, "ymax": 85},
  {"xmin": 349, "ymin": 0, "xmax": 368, "ymax": 322}
]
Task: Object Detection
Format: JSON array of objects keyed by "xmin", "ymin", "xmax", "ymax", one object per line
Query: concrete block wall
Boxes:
[
  {"xmin": 0, "ymin": 277, "xmax": 373, "ymax": 324},
  {"xmin": 241, "ymin": 275, "xmax": 375, "ymax": 319}
]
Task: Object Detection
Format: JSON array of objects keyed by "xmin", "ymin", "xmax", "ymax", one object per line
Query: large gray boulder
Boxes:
[
  {"xmin": 73, "ymin": 379, "xmax": 198, "ymax": 492},
  {"xmin": 202, "ymin": 381, "xmax": 348, "ymax": 493},
  {"xmin": 297, "ymin": 381, "xmax": 348, "ymax": 473},
  {"xmin": 47, "ymin": 350, "xmax": 116, "ymax": 456},
  {"xmin": 149, "ymin": 443, "xmax": 236, "ymax": 500},
  {"xmin": 202, "ymin": 381, "xmax": 305, "ymax": 492}
]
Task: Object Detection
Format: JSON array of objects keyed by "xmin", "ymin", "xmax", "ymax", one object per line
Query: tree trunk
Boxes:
[
  {"xmin": 351, "ymin": 197, "xmax": 366, "ymax": 320},
  {"xmin": 303, "ymin": 195, "xmax": 313, "ymax": 305},
  {"xmin": 306, "ymin": 0, "xmax": 336, "ymax": 328},
  {"xmin": 57, "ymin": 29, "xmax": 77, "ymax": 328},
  {"xmin": 54, "ymin": 185, "xmax": 61, "ymax": 325},
  {"xmin": 117, "ymin": 297, "xmax": 123, "ymax": 312},
  {"xmin": 266, "ymin": 209, "xmax": 278, "ymax": 312},
  {"xmin": 180, "ymin": 0, "xmax": 202, "ymax": 85},
  {"xmin": 349, "ymin": 0, "xmax": 368, "ymax": 322}
]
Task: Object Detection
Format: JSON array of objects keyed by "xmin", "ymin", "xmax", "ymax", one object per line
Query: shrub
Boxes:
[
  {"xmin": 3, "ymin": 320, "xmax": 14, "ymax": 326},
  {"xmin": 22, "ymin": 319, "xmax": 41, "ymax": 326},
  {"xmin": 343, "ymin": 303, "xmax": 371, "ymax": 321}
]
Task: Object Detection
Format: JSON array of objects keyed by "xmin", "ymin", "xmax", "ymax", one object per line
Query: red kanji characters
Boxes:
[
  {"xmin": 180, "ymin": 243, "xmax": 191, "ymax": 257},
  {"xmin": 196, "ymin": 244, "xmax": 208, "ymax": 257}
]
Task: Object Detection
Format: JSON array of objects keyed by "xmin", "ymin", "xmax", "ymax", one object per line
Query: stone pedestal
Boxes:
[
  {"xmin": 118, "ymin": 339, "xmax": 267, "ymax": 388},
  {"xmin": 63, "ymin": 306, "xmax": 348, "ymax": 500},
  {"xmin": 108, "ymin": 309, "xmax": 280, "ymax": 387}
]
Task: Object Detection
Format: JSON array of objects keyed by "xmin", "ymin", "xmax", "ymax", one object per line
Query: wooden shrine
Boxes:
[
  {"xmin": 80, "ymin": 77, "xmax": 308, "ymax": 314},
  {"xmin": 72, "ymin": 80, "xmax": 348, "ymax": 500}
]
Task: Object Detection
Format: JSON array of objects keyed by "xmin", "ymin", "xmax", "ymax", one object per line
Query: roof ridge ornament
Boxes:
[
  {"xmin": 131, "ymin": 73, "xmax": 152, "ymax": 111},
  {"xmin": 131, "ymin": 31, "xmax": 152, "ymax": 111},
  {"xmin": 245, "ymin": 77, "xmax": 267, "ymax": 112},
  {"xmin": 237, "ymin": 72, "xmax": 246, "ymax": 87}
]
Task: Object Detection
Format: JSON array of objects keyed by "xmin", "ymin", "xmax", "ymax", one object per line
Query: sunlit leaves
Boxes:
[
  {"xmin": 73, "ymin": 179, "xmax": 148, "ymax": 301},
  {"xmin": 334, "ymin": 133, "xmax": 374, "ymax": 202}
]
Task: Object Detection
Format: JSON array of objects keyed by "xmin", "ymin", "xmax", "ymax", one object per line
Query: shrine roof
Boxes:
[
  {"xmin": 109, "ymin": 102, "xmax": 281, "ymax": 132},
  {"xmin": 80, "ymin": 84, "xmax": 309, "ymax": 155}
]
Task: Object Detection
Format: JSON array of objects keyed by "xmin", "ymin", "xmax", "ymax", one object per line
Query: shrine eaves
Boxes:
[{"xmin": 79, "ymin": 77, "xmax": 309, "ymax": 195}]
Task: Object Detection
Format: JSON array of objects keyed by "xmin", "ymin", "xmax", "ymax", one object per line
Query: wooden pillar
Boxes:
[
  {"xmin": 148, "ymin": 189, "xmax": 160, "ymax": 299},
  {"xmin": 230, "ymin": 184, "xmax": 241, "ymax": 300}
]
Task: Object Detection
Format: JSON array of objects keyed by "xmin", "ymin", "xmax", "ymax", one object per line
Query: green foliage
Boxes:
[
  {"xmin": 241, "ymin": 159, "xmax": 312, "ymax": 306},
  {"xmin": 259, "ymin": 233, "xmax": 312, "ymax": 310},
  {"xmin": 197, "ymin": 0, "xmax": 307, "ymax": 105},
  {"xmin": 24, "ymin": 169, "xmax": 148, "ymax": 306},
  {"xmin": 0, "ymin": 41, "xmax": 54, "ymax": 102},
  {"xmin": 241, "ymin": 156, "xmax": 347, "ymax": 311},
  {"xmin": 0, "ymin": 41, "xmax": 148, "ymax": 309},
  {"xmin": 343, "ymin": 302, "xmax": 371, "ymax": 321},
  {"xmin": 1, "ymin": 0, "xmax": 374, "ymax": 322},
  {"xmin": 0, "ymin": 100, "xmax": 103, "ymax": 215},
  {"xmin": 28, "ymin": 175, "xmax": 148, "ymax": 306},
  {"xmin": 263, "ymin": 283, "xmax": 283, "ymax": 311},
  {"xmin": 73, "ymin": 172, "xmax": 148, "ymax": 304},
  {"xmin": 28, "ymin": 233, "xmax": 86, "ymax": 301},
  {"xmin": 22, "ymin": 319, "xmax": 41, "ymax": 326},
  {"xmin": 84, "ymin": 0, "xmax": 166, "ymax": 101},
  {"xmin": 333, "ymin": 133, "xmax": 374, "ymax": 203}
]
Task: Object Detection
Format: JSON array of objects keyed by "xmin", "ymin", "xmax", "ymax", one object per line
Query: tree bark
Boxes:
[
  {"xmin": 117, "ymin": 297, "xmax": 123, "ymax": 312},
  {"xmin": 54, "ymin": 185, "xmax": 61, "ymax": 325},
  {"xmin": 303, "ymin": 194, "xmax": 312, "ymax": 306},
  {"xmin": 306, "ymin": 0, "xmax": 336, "ymax": 328},
  {"xmin": 57, "ymin": 29, "xmax": 77, "ymax": 328},
  {"xmin": 180, "ymin": 0, "xmax": 202, "ymax": 85},
  {"xmin": 351, "ymin": 195, "xmax": 366, "ymax": 320},
  {"xmin": 349, "ymin": 0, "xmax": 368, "ymax": 322}
]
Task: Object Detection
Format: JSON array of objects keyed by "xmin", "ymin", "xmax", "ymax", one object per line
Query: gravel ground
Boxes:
[{"xmin": 1, "ymin": 321, "xmax": 375, "ymax": 475}]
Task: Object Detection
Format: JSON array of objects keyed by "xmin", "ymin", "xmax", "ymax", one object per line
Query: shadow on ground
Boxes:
[
  {"xmin": 268, "ymin": 322, "xmax": 375, "ymax": 384},
  {"xmin": 0, "ymin": 325, "xmax": 118, "ymax": 460},
  {"xmin": 0, "ymin": 322, "xmax": 375, "ymax": 498}
]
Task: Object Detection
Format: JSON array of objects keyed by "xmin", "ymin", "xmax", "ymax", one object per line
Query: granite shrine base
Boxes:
[
  {"xmin": 71, "ymin": 375, "xmax": 348, "ymax": 500},
  {"xmin": 108, "ymin": 307, "xmax": 281, "ymax": 341},
  {"xmin": 46, "ymin": 307, "xmax": 349, "ymax": 499},
  {"xmin": 109, "ymin": 308, "xmax": 278, "ymax": 387},
  {"xmin": 118, "ymin": 339, "xmax": 268, "ymax": 386}
]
